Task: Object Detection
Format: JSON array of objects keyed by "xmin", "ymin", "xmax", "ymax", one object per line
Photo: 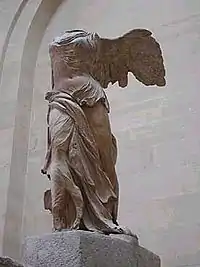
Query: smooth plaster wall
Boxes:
[{"xmin": 0, "ymin": 0, "xmax": 200, "ymax": 266}]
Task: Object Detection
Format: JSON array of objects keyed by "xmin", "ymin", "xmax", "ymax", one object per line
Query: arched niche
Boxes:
[{"xmin": 1, "ymin": 0, "xmax": 65, "ymax": 260}]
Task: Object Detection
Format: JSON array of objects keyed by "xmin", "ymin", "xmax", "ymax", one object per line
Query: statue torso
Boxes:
[{"xmin": 53, "ymin": 73, "xmax": 110, "ymax": 112}]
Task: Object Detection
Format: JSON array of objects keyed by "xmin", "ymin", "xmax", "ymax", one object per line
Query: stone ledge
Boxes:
[
  {"xmin": 0, "ymin": 256, "xmax": 23, "ymax": 267},
  {"xmin": 22, "ymin": 230, "xmax": 161, "ymax": 267}
]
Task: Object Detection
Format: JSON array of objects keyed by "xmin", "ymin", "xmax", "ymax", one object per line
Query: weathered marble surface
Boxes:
[{"xmin": 41, "ymin": 28, "xmax": 165, "ymax": 234}]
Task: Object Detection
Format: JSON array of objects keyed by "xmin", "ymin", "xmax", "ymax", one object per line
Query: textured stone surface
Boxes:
[
  {"xmin": 22, "ymin": 231, "xmax": 160, "ymax": 267},
  {"xmin": 0, "ymin": 256, "xmax": 23, "ymax": 267}
]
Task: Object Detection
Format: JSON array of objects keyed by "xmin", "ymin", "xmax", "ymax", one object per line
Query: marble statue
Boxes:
[{"xmin": 41, "ymin": 29, "xmax": 166, "ymax": 235}]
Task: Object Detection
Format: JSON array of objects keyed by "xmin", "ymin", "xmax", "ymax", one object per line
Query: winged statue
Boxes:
[{"xmin": 41, "ymin": 29, "xmax": 166, "ymax": 236}]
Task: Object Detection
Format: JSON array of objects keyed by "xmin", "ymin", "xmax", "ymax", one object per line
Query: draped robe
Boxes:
[{"xmin": 42, "ymin": 75, "xmax": 120, "ymax": 233}]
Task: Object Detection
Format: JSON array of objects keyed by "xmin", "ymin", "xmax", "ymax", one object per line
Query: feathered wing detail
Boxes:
[{"xmin": 91, "ymin": 29, "xmax": 166, "ymax": 88}]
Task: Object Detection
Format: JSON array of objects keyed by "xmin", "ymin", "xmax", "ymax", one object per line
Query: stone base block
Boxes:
[{"xmin": 22, "ymin": 230, "xmax": 160, "ymax": 267}]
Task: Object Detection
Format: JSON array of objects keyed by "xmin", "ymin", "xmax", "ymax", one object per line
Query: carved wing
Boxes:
[{"xmin": 91, "ymin": 29, "xmax": 166, "ymax": 88}]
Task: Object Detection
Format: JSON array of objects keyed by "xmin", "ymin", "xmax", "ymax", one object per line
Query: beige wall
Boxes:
[{"xmin": 0, "ymin": 1, "xmax": 200, "ymax": 266}]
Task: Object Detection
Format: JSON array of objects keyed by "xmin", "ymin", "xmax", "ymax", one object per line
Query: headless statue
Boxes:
[{"xmin": 41, "ymin": 29, "xmax": 166, "ymax": 235}]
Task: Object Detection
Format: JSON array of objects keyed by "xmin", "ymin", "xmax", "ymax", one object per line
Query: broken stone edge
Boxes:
[{"xmin": 0, "ymin": 256, "xmax": 24, "ymax": 267}]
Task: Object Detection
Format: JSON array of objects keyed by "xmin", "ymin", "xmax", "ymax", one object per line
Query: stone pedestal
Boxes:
[{"xmin": 22, "ymin": 230, "xmax": 161, "ymax": 267}]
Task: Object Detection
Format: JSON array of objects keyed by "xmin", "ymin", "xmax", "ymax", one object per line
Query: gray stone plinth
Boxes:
[{"xmin": 22, "ymin": 230, "xmax": 160, "ymax": 267}]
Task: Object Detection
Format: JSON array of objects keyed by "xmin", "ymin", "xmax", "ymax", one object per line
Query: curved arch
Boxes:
[
  {"xmin": 0, "ymin": 0, "xmax": 29, "ymax": 87},
  {"xmin": 2, "ymin": 0, "xmax": 65, "ymax": 260}
]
